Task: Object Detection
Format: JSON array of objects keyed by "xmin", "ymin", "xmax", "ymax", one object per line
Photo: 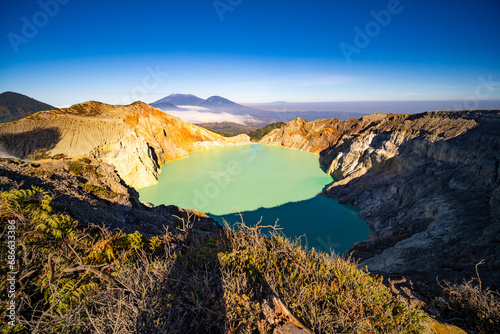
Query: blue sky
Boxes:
[{"xmin": 1, "ymin": 0, "xmax": 499, "ymax": 106}]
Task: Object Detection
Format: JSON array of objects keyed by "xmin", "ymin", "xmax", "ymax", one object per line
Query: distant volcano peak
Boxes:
[
  {"xmin": 200, "ymin": 96, "xmax": 239, "ymax": 107},
  {"xmin": 152, "ymin": 94, "xmax": 205, "ymax": 106}
]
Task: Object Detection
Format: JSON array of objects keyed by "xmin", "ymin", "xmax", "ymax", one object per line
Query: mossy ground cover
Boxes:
[
  {"xmin": 80, "ymin": 183, "xmax": 118, "ymax": 198},
  {"xmin": 1, "ymin": 186, "xmax": 430, "ymax": 333},
  {"xmin": 66, "ymin": 157, "xmax": 101, "ymax": 178}
]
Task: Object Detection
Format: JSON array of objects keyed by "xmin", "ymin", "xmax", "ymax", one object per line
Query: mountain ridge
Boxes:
[
  {"xmin": 152, "ymin": 93, "xmax": 205, "ymax": 106},
  {"xmin": 151, "ymin": 93, "xmax": 369, "ymax": 125},
  {"xmin": 0, "ymin": 91, "xmax": 56, "ymax": 123}
]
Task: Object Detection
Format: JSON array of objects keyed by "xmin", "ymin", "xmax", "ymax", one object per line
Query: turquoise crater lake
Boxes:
[{"xmin": 138, "ymin": 144, "xmax": 369, "ymax": 254}]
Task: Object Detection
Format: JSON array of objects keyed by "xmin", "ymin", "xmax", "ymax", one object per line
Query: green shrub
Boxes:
[
  {"xmin": 28, "ymin": 149, "xmax": 67, "ymax": 160},
  {"xmin": 27, "ymin": 168, "xmax": 54, "ymax": 178},
  {"xmin": 28, "ymin": 148, "xmax": 51, "ymax": 160},
  {"xmin": 248, "ymin": 122, "xmax": 286, "ymax": 141},
  {"xmin": 67, "ymin": 160, "xmax": 84, "ymax": 175},
  {"xmin": 0, "ymin": 187, "xmax": 174, "ymax": 333},
  {"xmin": 195, "ymin": 211, "xmax": 209, "ymax": 218},
  {"xmin": 51, "ymin": 153, "xmax": 67, "ymax": 160},
  {"xmin": 78, "ymin": 157, "xmax": 92, "ymax": 164},
  {"xmin": 67, "ymin": 159, "xmax": 101, "ymax": 178},
  {"xmin": 80, "ymin": 183, "xmax": 118, "ymax": 198}
]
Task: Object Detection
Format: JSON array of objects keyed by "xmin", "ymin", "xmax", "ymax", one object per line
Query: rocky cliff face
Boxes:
[
  {"xmin": 259, "ymin": 117, "xmax": 344, "ymax": 153},
  {"xmin": 261, "ymin": 110, "xmax": 500, "ymax": 290},
  {"xmin": 0, "ymin": 101, "xmax": 250, "ymax": 188}
]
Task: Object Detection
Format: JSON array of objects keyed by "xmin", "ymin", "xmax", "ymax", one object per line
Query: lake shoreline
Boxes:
[{"xmin": 139, "ymin": 144, "xmax": 369, "ymax": 254}]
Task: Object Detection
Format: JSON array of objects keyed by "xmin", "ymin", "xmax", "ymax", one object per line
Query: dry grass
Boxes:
[
  {"xmin": 437, "ymin": 261, "xmax": 500, "ymax": 334},
  {"xmin": 1, "ymin": 186, "xmax": 427, "ymax": 334},
  {"xmin": 218, "ymin": 220, "xmax": 424, "ymax": 333}
]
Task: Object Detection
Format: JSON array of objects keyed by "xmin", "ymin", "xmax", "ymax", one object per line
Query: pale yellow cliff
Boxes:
[{"xmin": 0, "ymin": 101, "xmax": 250, "ymax": 188}]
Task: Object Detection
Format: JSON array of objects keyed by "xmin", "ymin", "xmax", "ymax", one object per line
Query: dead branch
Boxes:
[
  {"xmin": 271, "ymin": 296, "xmax": 314, "ymax": 334},
  {"xmin": 475, "ymin": 259, "xmax": 485, "ymax": 291},
  {"xmin": 19, "ymin": 269, "xmax": 37, "ymax": 289},
  {"xmin": 388, "ymin": 277, "xmax": 406, "ymax": 295},
  {"xmin": 63, "ymin": 265, "xmax": 119, "ymax": 286},
  {"xmin": 48, "ymin": 253, "xmax": 54, "ymax": 286}
]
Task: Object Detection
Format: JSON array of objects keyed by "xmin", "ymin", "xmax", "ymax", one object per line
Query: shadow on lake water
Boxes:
[{"xmin": 208, "ymin": 194, "xmax": 369, "ymax": 255}]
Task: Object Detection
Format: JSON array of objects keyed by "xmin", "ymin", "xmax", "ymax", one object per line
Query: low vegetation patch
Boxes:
[
  {"xmin": 28, "ymin": 149, "xmax": 67, "ymax": 161},
  {"xmin": 198, "ymin": 122, "xmax": 257, "ymax": 137},
  {"xmin": 78, "ymin": 156, "xmax": 92, "ymax": 164},
  {"xmin": 248, "ymin": 122, "xmax": 286, "ymax": 141},
  {"xmin": 28, "ymin": 149, "xmax": 51, "ymax": 160},
  {"xmin": 67, "ymin": 160, "xmax": 84, "ymax": 176},
  {"xmin": 1, "ymin": 186, "xmax": 428, "ymax": 333},
  {"xmin": 27, "ymin": 168, "xmax": 54, "ymax": 178},
  {"xmin": 80, "ymin": 182, "xmax": 118, "ymax": 198},
  {"xmin": 218, "ymin": 222, "xmax": 424, "ymax": 333},
  {"xmin": 67, "ymin": 157, "xmax": 101, "ymax": 178},
  {"xmin": 437, "ymin": 266, "xmax": 500, "ymax": 333}
]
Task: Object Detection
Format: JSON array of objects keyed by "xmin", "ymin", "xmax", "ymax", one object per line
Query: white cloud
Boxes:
[
  {"xmin": 165, "ymin": 109, "xmax": 261, "ymax": 125},
  {"xmin": 176, "ymin": 105, "xmax": 211, "ymax": 111}
]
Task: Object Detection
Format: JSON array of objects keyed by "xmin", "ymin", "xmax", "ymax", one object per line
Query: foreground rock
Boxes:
[
  {"xmin": 0, "ymin": 101, "xmax": 250, "ymax": 188},
  {"xmin": 0, "ymin": 157, "xmax": 220, "ymax": 235},
  {"xmin": 423, "ymin": 318, "xmax": 467, "ymax": 334},
  {"xmin": 261, "ymin": 110, "xmax": 500, "ymax": 291}
]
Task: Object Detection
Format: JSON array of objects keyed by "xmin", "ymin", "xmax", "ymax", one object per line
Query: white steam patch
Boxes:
[
  {"xmin": 176, "ymin": 105, "xmax": 211, "ymax": 111},
  {"xmin": 0, "ymin": 143, "xmax": 17, "ymax": 159},
  {"xmin": 166, "ymin": 109, "xmax": 261, "ymax": 125}
]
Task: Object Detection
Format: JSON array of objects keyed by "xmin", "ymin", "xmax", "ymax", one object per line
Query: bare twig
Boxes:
[
  {"xmin": 19, "ymin": 270, "xmax": 37, "ymax": 286},
  {"xmin": 63, "ymin": 265, "xmax": 119, "ymax": 286},
  {"xmin": 48, "ymin": 253, "xmax": 54, "ymax": 286},
  {"xmin": 475, "ymin": 259, "xmax": 485, "ymax": 291},
  {"xmin": 19, "ymin": 242, "xmax": 29, "ymax": 266},
  {"xmin": 67, "ymin": 243, "xmax": 83, "ymax": 265}
]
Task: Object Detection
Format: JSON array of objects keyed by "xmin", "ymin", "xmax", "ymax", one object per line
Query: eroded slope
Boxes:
[{"xmin": 0, "ymin": 101, "xmax": 250, "ymax": 188}]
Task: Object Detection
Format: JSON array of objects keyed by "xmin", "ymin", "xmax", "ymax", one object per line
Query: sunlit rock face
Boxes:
[
  {"xmin": 0, "ymin": 101, "xmax": 250, "ymax": 188},
  {"xmin": 260, "ymin": 117, "xmax": 344, "ymax": 153},
  {"xmin": 261, "ymin": 110, "xmax": 500, "ymax": 290}
]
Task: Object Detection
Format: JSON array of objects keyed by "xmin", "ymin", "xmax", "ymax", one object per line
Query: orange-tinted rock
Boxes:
[{"xmin": 0, "ymin": 101, "xmax": 250, "ymax": 188}]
